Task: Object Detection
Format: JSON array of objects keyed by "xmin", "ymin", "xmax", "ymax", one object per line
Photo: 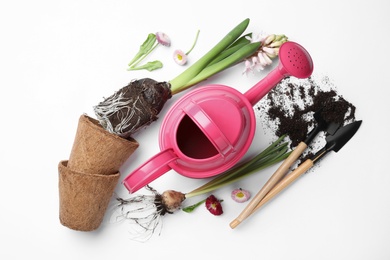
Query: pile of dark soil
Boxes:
[{"xmin": 257, "ymin": 75, "xmax": 356, "ymax": 161}]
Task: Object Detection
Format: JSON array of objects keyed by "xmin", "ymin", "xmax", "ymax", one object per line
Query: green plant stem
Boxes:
[
  {"xmin": 128, "ymin": 60, "xmax": 163, "ymax": 71},
  {"xmin": 169, "ymin": 18, "xmax": 250, "ymax": 94},
  {"xmin": 186, "ymin": 30, "xmax": 200, "ymax": 55},
  {"xmin": 129, "ymin": 43, "xmax": 159, "ymax": 69},
  {"xmin": 188, "ymin": 135, "xmax": 287, "ymax": 194},
  {"xmin": 208, "ymin": 147, "xmax": 290, "ymax": 189},
  {"xmin": 185, "ymin": 135, "xmax": 290, "ymax": 198}
]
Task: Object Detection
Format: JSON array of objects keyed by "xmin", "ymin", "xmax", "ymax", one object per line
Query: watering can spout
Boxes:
[{"xmin": 244, "ymin": 41, "xmax": 314, "ymax": 106}]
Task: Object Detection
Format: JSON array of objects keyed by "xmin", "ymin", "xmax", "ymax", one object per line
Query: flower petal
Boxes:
[
  {"xmin": 246, "ymin": 33, "xmax": 263, "ymax": 43},
  {"xmin": 262, "ymin": 46, "xmax": 276, "ymax": 56},
  {"xmin": 156, "ymin": 32, "xmax": 171, "ymax": 46},
  {"xmin": 173, "ymin": 49, "xmax": 187, "ymax": 65},
  {"xmin": 258, "ymin": 52, "xmax": 272, "ymax": 67},
  {"xmin": 252, "ymin": 56, "xmax": 264, "ymax": 71},
  {"xmin": 205, "ymin": 195, "xmax": 223, "ymax": 216},
  {"xmin": 242, "ymin": 60, "xmax": 253, "ymax": 75},
  {"xmin": 231, "ymin": 188, "xmax": 251, "ymax": 203},
  {"xmin": 262, "ymin": 52, "xmax": 273, "ymax": 65}
]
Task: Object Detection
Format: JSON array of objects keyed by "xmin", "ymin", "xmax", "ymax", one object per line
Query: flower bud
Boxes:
[
  {"xmin": 156, "ymin": 32, "xmax": 171, "ymax": 47},
  {"xmin": 262, "ymin": 46, "xmax": 275, "ymax": 56},
  {"xmin": 262, "ymin": 52, "xmax": 273, "ymax": 65},
  {"xmin": 264, "ymin": 34, "xmax": 276, "ymax": 45},
  {"xmin": 270, "ymin": 41, "xmax": 284, "ymax": 48},
  {"xmin": 275, "ymin": 34, "xmax": 287, "ymax": 42}
]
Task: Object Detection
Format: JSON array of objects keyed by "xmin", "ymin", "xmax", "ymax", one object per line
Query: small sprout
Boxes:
[
  {"xmin": 128, "ymin": 32, "xmax": 171, "ymax": 72},
  {"xmin": 173, "ymin": 30, "xmax": 200, "ymax": 66},
  {"xmin": 182, "ymin": 198, "xmax": 206, "ymax": 213},
  {"xmin": 231, "ymin": 188, "xmax": 251, "ymax": 203},
  {"xmin": 205, "ymin": 195, "xmax": 223, "ymax": 216}
]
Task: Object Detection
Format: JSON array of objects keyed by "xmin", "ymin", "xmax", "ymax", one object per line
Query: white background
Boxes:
[{"xmin": 1, "ymin": 0, "xmax": 389, "ymax": 259}]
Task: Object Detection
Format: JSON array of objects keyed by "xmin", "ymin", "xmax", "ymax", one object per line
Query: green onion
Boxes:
[{"xmin": 170, "ymin": 18, "xmax": 257, "ymax": 94}]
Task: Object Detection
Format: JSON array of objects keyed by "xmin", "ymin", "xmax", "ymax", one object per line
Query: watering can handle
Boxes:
[
  {"xmin": 183, "ymin": 100, "xmax": 234, "ymax": 157},
  {"xmin": 244, "ymin": 67, "xmax": 286, "ymax": 105},
  {"xmin": 122, "ymin": 149, "xmax": 177, "ymax": 193}
]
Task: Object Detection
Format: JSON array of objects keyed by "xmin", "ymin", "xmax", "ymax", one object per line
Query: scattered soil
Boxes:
[{"xmin": 257, "ymin": 75, "xmax": 356, "ymax": 162}]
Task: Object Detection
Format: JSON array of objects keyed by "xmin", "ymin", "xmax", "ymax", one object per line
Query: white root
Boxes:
[
  {"xmin": 109, "ymin": 187, "xmax": 185, "ymax": 241},
  {"xmin": 93, "ymin": 85, "xmax": 144, "ymax": 136}
]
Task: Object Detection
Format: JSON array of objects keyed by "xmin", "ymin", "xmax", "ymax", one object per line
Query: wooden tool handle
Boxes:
[
  {"xmin": 230, "ymin": 142, "xmax": 307, "ymax": 229},
  {"xmin": 252, "ymin": 159, "xmax": 314, "ymax": 214}
]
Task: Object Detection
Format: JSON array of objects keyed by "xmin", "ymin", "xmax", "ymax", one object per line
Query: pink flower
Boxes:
[
  {"xmin": 258, "ymin": 52, "xmax": 272, "ymax": 67},
  {"xmin": 156, "ymin": 32, "xmax": 171, "ymax": 47},
  {"xmin": 173, "ymin": 49, "xmax": 188, "ymax": 65},
  {"xmin": 251, "ymin": 56, "xmax": 264, "ymax": 72},
  {"xmin": 205, "ymin": 195, "xmax": 223, "ymax": 216},
  {"xmin": 242, "ymin": 60, "xmax": 253, "ymax": 75},
  {"xmin": 262, "ymin": 46, "xmax": 276, "ymax": 57},
  {"xmin": 231, "ymin": 188, "xmax": 251, "ymax": 203},
  {"xmin": 245, "ymin": 33, "xmax": 263, "ymax": 43},
  {"xmin": 173, "ymin": 30, "xmax": 200, "ymax": 66}
]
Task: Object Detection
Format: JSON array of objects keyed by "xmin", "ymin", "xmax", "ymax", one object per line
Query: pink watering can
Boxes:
[{"xmin": 123, "ymin": 41, "xmax": 314, "ymax": 193}]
